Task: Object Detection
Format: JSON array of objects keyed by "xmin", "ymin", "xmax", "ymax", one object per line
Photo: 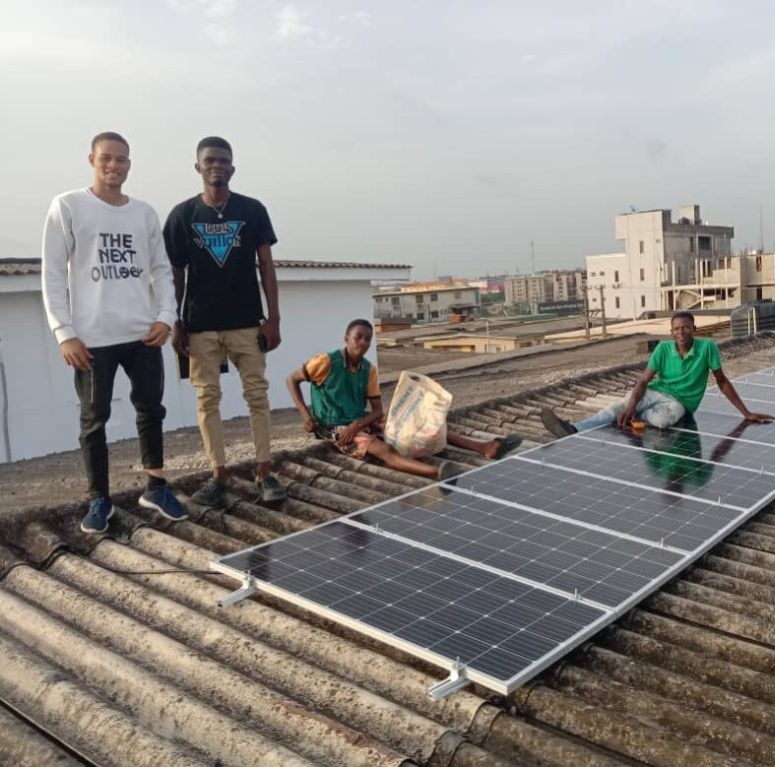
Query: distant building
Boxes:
[
  {"xmin": 586, "ymin": 205, "xmax": 737, "ymax": 319},
  {"xmin": 503, "ymin": 270, "xmax": 585, "ymax": 312},
  {"xmin": 373, "ymin": 285, "xmax": 480, "ymax": 323}
]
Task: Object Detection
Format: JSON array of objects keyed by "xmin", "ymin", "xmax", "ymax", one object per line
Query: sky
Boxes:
[{"xmin": 2, "ymin": 0, "xmax": 775, "ymax": 279}]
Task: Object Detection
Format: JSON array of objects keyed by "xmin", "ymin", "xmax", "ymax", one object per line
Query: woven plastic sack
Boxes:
[{"xmin": 383, "ymin": 371, "xmax": 453, "ymax": 458}]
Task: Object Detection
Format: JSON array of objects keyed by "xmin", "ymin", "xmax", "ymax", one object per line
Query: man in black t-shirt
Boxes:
[{"xmin": 163, "ymin": 136, "xmax": 286, "ymax": 507}]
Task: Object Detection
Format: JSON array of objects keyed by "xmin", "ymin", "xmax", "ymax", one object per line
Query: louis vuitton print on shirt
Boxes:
[{"xmin": 163, "ymin": 192, "xmax": 277, "ymax": 333}]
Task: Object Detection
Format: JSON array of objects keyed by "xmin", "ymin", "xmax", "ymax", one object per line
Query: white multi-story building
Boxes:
[
  {"xmin": 373, "ymin": 285, "xmax": 480, "ymax": 322},
  {"xmin": 503, "ymin": 270, "xmax": 585, "ymax": 311},
  {"xmin": 586, "ymin": 205, "xmax": 735, "ymax": 319}
]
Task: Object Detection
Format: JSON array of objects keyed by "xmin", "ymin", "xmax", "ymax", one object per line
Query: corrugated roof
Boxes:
[
  {"xmin": 2, "ymin": 332, "xmax": 775, "ymax": 766},
  {"xmin": 0, "ymin": 258, "xmax": 411, "ymax": 276}
]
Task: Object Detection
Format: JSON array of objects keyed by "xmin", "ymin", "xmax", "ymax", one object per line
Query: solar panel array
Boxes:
[{"xmin": 213, "ymin": 360, "xmax": 775, "ymax": 698}]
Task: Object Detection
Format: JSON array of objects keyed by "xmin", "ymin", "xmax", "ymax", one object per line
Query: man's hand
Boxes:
[
  {"xmin": 744, "ymin": 412, "xmax": 774, "ymax": 424},
  {"xmin": 336, "ymin": 422, "xmax": 361, "ymax": 446},
  {"xmin": 143, "ymin": 321, "xmax": 171, "ymax": 347},
  {"xmin": 61, "ymin": 338, "xmax": 93, "ymax": 371},
  {"xmin": 303, "ymin": 413, "xmax": 318, "ymax": 433},
  {"xmin": 172, "ymin": 320, "xmax": 189, "ymax": 356},
  {"xmin": 617, "ymin": 405, "xmax": 636, "ymax": 428},
  {"xmin": 259, "ymin": 317, "xmax": 281, "ymax": 352}
]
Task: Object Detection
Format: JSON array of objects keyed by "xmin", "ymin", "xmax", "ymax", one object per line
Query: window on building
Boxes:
[
  {"xmin": 416, "ymin": 312, "xmax": 424, "ymax": 320},
  {"xmin": 639, "ymin": 268, "xmax": 645, "ymax": 281},
  {"xmin": 615, "ymin": 297, "xmax": 620, "ymax": 309},
  {"xmin": 430, "ymin": 310, "xmax": 439, "ymax": 319},
  {"xmin": 415, "ymin": 294, "xmax": 423, "ymax": 304},
  {"xmin": 454, "ymin": 291, "xmax": 462, "ymax": 299},
  {"xmin": 599, "ymin": 271, "xmax": 605, "ymax": 276},
  {"xmin": 639, "ymin": 240, "xmax": 644, "ymax": 254},
  {"xmin": 698, "ymin": 236, "xmax": 711, "ymax": 252},
  {"xmin": 689, "ymin": 237, "xmax": 695, "ymax": 252},
  {"xmin": 430, "ymin": 293, "xmax": 438, "ymax": 302},
  {"xmin": 590, "ymin": 272, "xmax": 596, "ymax": 277},
  {"xmin": 614, "ymin": 270, "xmax": 619, "ymax": 282},
  {"xmin": 757, "ymin": 255, "xmax": 763, "ymax": 272},
  {"xmin": 391, "ymin": 297, "xmax": 400, "ymax": 306},
  {"xmin": 641, "ymin": 295, "xmax": 646, "ymax": 308}
]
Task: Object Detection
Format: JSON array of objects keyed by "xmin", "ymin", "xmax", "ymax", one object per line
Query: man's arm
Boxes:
[
  {"xmin": 171, "ymin": 266, "xmax": 189, "ymax": 356},
  {"xmin": 712, "ymin": 368, "xmax": 773, "ymax": 423},
  {"xmin": 143, "ymin": 211, "xmax": 176, "ymax": 347},
  {"xmin": 617, "ymin": 367, "xmax": 658, "ymax": 427},
  {"xmin": 41, "ymin": 198, "xmax": 93, "ymax": 371},
  {"xmin": 257, "ymin": 244, "xmax": 281, "ymax": 351},
  {"xmin": 336, "ymin": 396, "xmax": 385, "ymax": 445},
  {"xmin": 286, "ymin": 367, "xmax": 317, "ymax": 432}
]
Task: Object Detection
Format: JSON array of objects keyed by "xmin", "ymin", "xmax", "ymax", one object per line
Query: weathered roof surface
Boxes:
[
  {"xmin": 2, "ymin": 333, "xmax": 775, "ymax": 766},
  {"xmin": 0, "ymin": 258, "xmax": 411, "ymax": 275}
]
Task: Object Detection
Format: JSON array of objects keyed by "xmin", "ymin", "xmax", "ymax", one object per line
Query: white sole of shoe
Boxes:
[{"xmin": 80, "ymin": 505, "xmax": 114, "ymax": 534}]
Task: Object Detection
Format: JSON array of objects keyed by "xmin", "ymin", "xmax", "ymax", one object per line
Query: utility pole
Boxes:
[
  {"xmin": 760, "ymin": 204, "xmax": 765, "ymax": 254},
  {"xmin": 598, "ymin": 285, "xmax": 607, "ymax": 339},
  {"xmin": 582, "ymin": 284, "xmax": 591, "ymax": 342}
]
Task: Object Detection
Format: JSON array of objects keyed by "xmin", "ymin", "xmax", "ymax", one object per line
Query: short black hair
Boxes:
[
  {"xmin": 346, "ymin": 319, "xmax": 373, "ymax": 334},
  {"xmin": 671, "ymin": 311, "xmax": 695, "ymax": 326},
  {"xmin": 91, "ymin": 132, "xmax": 129, "ymax": 153},
  {"xmin": 197, "ymin": 136, "xmax": 233, "ymax": 157}
]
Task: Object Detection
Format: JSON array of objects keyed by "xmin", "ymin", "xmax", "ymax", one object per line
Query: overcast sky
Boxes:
[{"xmin": 2, "ymin": 1, "xmax": 775, "ymax": 278}]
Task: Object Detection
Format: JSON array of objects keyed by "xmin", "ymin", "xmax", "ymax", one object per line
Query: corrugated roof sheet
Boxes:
[
  {"xmin": 0, "ymin": 258, "xmax": 411, "ymax": 276},
  {"xmin": 2, "ymin": 332, "xmax": 775, "ymax": 766}
]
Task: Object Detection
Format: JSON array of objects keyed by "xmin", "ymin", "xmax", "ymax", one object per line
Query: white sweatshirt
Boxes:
[{"xmin": 42, "ymin": 188, "xmax": 177, "ymax": 348}]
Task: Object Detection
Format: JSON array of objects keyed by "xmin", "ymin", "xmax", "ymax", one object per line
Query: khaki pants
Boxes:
[{"xmin": 189, "ymin": 328, "xmax": 270, "ymax": 467}]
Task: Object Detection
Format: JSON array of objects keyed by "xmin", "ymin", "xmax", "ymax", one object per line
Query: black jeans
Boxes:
[{"xmin": 74, "ymin": 341, "xmax": 166, "ymax": 499}]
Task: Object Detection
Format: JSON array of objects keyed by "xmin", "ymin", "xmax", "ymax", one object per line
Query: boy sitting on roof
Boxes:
[
  {"xmin": 287, "ymin": 319, "xmax": 522, "ymax": 480},
  {"xmin": 541, "ymin": 311, "xmax": 773, "ymax": 437}
]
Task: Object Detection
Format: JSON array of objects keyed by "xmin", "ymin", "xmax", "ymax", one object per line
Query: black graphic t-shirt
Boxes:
[{"xmin": 163, "ymin": 192, "xmax": 277, "ymax": 332}]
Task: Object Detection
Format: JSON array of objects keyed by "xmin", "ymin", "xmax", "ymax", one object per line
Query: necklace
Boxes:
[{"xmin": 202, "ymin": 193, "xmax": 230, "ymax": 219}]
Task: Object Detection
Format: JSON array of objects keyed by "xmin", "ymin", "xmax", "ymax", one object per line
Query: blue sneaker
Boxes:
[
  {"xmin": 80, "ymin": 497, "xmax": 114, "ymax": 534},
  {"xmin": 139, "ymin": 485, "xmax": 189, "ymax": 521}
]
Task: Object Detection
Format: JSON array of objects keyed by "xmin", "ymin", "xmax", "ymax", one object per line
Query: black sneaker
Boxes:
[
  {"xmin": 540, "ymin": 408, "xmax": 577, "ymax": 438},
  {"xmin": 191, "ymin": 477, "xmax": 226, "ymax": 507},
  {"xmin": 80, "ymin": 497, "xmax": 114, "ymax": 533},
  {"xmin": 139, "ymin": 485, "xmax": 189, "ymax": 521},
  {"xmin": 255, "ymin": 475, "xmax": 287, "ymax": 503}
]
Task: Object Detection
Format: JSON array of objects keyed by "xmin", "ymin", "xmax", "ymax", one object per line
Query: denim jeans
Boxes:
[
  {"xmin": 74, "ymin": 341, "xmax": 166, "ymax": 499},
  {"xmin": 575, "ymin": 388, "xmax": 686, "ymax": 432}
]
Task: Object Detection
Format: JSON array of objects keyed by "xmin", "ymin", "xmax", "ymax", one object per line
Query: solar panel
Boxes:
[
  {"xmin": 212, "ymin": 520, "xmax": 608, "ymax": 695},
  {"xmin": 350, "ymin": 485, "xmax": 684, "ymax": 607},
  {"xmin": 717, "ymin": 381, "xmax": 775, "ymax": 404},
  {"xmin": 675, "ymin": 411, "xmax": 775, "ymax": 446},
  {"xmin": 451, "ymin": 455, "xmax": 743, "ymax": 551},
  {"xmin": 514, "ymin": 438, "xmax": 775, "ymax": 510},
  {"xmin": 575, "ymin": 423, "xmax": 775, "ymax": 476},
  {"xmin": 212, "ymin": 360, "xmax": 775, "ymax": 700}
]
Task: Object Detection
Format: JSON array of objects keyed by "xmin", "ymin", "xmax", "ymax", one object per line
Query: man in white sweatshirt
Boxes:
[{"xmin": 42, "ymin": 131, "xmax": 188, "ymax": 533}]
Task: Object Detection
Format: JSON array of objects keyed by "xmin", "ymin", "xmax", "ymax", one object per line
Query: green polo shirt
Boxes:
[{"xmin": 646, "ymin": 338, "xmax": 722, "ymax": 413}]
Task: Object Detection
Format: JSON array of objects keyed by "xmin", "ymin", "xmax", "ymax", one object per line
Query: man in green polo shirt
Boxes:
[{"xmin": 542, "ymin": 311, "xmax": 772, "ymax": 437}]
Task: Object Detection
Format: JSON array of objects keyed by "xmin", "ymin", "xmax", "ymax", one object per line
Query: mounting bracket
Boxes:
[{"xmin": 428, "ymin": 659, "xmax": 471, "ymax": 700}]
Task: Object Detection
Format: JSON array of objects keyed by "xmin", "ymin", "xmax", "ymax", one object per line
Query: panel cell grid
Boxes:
[
  {"xmin": 452, "ymin": 455, "xmax": 742, "ymax": 551},
  {"xmin": 676, "ymin": 411, "xmax": 775, "ymax": 446},
  {"xmin": 216, "ymin": 521, "xmax": 606, "ymax": 685},
  {"xmin": 351, "ymin": 486, "xmax": 684, "ymax": 607},
  {"xmin": 515, "ymin": 438, "xmax": 774, "ymax": 510},
  {"xmin": 576, "ymin": 424, "xmax": 775, "ymax": 476}
]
